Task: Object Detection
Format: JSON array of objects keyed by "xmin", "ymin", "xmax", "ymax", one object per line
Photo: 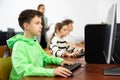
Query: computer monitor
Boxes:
[
  {"xmin": 103, "ymin": 4, "xmax": 120, "ymax": 75},
  {"xmin": 103, "ymin": 4, "xmax": 117, "ymax": 64}
]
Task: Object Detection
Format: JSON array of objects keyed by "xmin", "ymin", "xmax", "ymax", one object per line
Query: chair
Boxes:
[
  {"xmin": 0, "ymin": 57, "xmax": 12, "ymax": 80},
  {"xmin": 0, "ymin": 45, "xmax": 8, "ymax": 57},
  {"xmin": 0, "ymin": 45, "xmax": 12, "ymax": 58}
]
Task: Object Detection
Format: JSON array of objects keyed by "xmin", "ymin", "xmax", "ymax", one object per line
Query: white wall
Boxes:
[
  {"xmin": 45, "ymin": 0, "xmax": 98, "ymax": 41},
  {"xmin": 97, "ymin": 0, "xmax": 119, "ymax": 23},
  {"xmin": 0, "ymin": 0, "xmax": 119, "ymax": 41}
]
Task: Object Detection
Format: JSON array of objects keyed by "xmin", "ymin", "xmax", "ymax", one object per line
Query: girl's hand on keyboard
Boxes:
[
  {"xmin": 70, "ymin": 52, "xmax": 78, "ymax": 57},
  {"xmin": 63, "ymin": 52, "xmax": 78, "ymax": 58}
]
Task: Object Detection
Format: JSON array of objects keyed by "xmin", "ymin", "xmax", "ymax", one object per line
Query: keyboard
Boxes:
[{"xmin": 62, "ymin": 62, "xmax": 82, "ymax": 71}]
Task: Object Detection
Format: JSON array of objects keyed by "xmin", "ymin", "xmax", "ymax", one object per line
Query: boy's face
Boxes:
[
  {"xmin": 58, "ymin": 25, "xmax": 69, "ymax": 37},
  {"xmin": 25, "ymin": 16, "xmax": 42, "ymax": 37},
  {"xmin": 68, "ymin": 23, "xmax": 73, "ymax": 32}
]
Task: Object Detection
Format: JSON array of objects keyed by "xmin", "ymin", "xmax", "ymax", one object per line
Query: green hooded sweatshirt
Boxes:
[{"xmin": 7, "ymin": 33, "xmax": 63, "ymax": 80}]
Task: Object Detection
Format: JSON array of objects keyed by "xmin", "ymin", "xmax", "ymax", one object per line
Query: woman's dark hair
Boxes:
[
  {"xmin": 37, "ymin": 4, "xmax": 44, "ymax": 10},
  {"xmin": 18, "ymin": 9, "xmax": 43, "ymax": 30}
]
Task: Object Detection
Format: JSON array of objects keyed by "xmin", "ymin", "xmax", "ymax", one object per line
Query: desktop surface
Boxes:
[{"xmin": 21, "ymin": 57, "xmax": 120, "ymax": 80}]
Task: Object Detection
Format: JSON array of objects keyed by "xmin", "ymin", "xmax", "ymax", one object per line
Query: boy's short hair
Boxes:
[
  {"xmin": 18, "ymin": 9, "xmax": 43, "ymax": 30},
  {"xmin": 62, "ymin": 19, "xmax": 73, "ymax": 25},
  {"xmin": 37, "ymin": 4, "xmax": 44, "ymax": 10}
]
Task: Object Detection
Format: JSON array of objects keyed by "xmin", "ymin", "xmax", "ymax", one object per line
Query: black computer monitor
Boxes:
[{"xmin": 103, "ymin": 4, "xmax": 120, "ymax": 75}]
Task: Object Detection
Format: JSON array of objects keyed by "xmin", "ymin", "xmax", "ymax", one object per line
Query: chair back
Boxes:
[
  {"xmin": 0, "ymin": 57, "xmax": 12, "ymax": 80},
  {"xmin": 0, "ymin": 45, "xmax": 12, "ymax": 58}
]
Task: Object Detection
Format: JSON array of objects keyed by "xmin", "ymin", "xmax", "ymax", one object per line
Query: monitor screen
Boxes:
[{"xmin": 103, "ymin": 4, "xmax": 117, "ymax": 64}]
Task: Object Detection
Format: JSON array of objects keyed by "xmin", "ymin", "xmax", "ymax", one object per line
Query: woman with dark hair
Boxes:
[{"xmin": 37, "ymin": 4, "xmax": 50, "ymax": 49}]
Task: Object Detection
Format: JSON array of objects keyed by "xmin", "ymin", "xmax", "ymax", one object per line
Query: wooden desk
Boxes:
[{"xmin": 21, "ymin": 57, "xmax": 120, "ymax": 80}]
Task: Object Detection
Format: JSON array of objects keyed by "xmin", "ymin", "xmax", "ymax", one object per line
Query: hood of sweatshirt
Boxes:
[{"xmin": 7, "ymin": 33, "xmax": 36, "ymax": 49}]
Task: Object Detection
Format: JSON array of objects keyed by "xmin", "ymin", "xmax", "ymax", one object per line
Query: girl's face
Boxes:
[{"xmin": 57, "ymin": 25, "xmax": 69, "ymax": 37}]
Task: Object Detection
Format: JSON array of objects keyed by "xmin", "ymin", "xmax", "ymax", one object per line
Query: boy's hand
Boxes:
[
  {"xmin": 54, "ymin": 66, "xmax": 72, "ymax": 77},
  {"xmin": 60, "ymin": 60, "xmax": 74, "ymax": 66}
]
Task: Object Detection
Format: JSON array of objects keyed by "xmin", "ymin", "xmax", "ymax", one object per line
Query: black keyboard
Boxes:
[{"xmin": 62, "ymin": 63, "xmax": 82, "ymax": 71}]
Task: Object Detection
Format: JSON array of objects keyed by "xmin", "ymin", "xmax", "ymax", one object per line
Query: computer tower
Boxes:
[
  {"xmin": 85, "ymin": 24, "xmax": 107, "ymax": 63},
  {"xmin": 85, "ymin": 23, "xmax": 120, "ymax": 64}
]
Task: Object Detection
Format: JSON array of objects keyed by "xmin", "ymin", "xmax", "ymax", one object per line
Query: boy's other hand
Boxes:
[
  {"xmin": 60, "ymin": 60, "xmax": 74, "ymax": 66},
  {"xmin": 54, "ymin": 66, "xmax": 72, "ymax": 77}
]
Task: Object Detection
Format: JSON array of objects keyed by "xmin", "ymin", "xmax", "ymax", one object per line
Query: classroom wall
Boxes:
[
  {"xmin": 0, "ymin": 0, "xmax": 119, "ymax": 41},
  {"xmin": 97, "ymin": 0, "xmax": 119, "ymax": 23}
]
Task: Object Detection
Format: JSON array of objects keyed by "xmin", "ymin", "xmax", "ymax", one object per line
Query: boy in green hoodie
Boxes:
[{"xmin": 7, "ymin": 9, "xmax": 73, "ymax": 80}]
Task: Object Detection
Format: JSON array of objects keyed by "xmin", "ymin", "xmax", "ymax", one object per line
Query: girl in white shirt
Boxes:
[{"xmin": 48, "ymin": 22, "xmax": 82, "ymax": 57}]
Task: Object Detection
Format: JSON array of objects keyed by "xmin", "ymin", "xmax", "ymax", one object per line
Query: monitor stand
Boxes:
[{"xmin": 104, "ymin": 65, "xmax": 120, "ymax": 75}]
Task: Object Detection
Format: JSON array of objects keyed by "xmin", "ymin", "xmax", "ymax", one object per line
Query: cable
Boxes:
[{"xmin": 112, "ymin": 50, "xmax": 120, "ymax": 64}]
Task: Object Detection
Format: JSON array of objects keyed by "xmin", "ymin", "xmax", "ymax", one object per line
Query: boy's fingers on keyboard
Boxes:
[
  {"xmin": 54, "ymin": 66, "xmax": 72, "ymax": 77},
  {"xmin": 56, "ymin": 67, "xmax": 72, "ymax": 77},
  {"xmin": 60, "ymin": 72, "xmax": 70, "ymax": 78},
  {"xmin": 57, "ymin": 72, "xmax": 68, "ymax": 78},
  {"xmin": 60, "ymin": 69, "xmax": 72, "ymax": 77},
  {"xmin": 61, "ymin": 67, "xmax": 72, "ymax": 73}
]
